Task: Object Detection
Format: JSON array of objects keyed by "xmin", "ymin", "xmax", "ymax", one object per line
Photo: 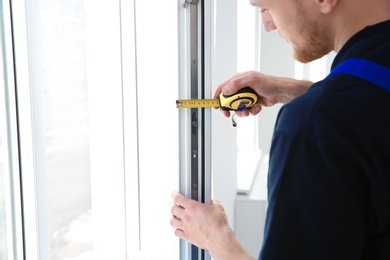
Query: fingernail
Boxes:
[
  {"xmin": 253, "ymin": 105, "xmax": 261, "ymax": 114},
  {"xmin": 222, "ymin": 87, "xmax": 230, "ymax": 95}
]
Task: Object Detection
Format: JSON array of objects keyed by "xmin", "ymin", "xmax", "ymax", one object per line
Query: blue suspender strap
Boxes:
[{"xmin": 328, "ymin": 58, "xmax": 390, "ymax": 92}]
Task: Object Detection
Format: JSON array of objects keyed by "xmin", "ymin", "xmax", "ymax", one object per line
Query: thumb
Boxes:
[{"xmin": 222, "ymin": 80, "xmax": 243, "ymax": 95}]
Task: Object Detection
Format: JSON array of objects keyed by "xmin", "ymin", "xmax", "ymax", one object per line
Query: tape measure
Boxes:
[{"xmin": 176, "ymin": 86, "xmax": 258, "ymax": 111}]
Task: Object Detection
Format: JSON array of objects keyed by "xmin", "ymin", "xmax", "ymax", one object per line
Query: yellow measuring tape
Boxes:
[
  {"xmin": 176, "ymin": 86, "xmax": 258, "ymax": 111},
  {"xmin": 176, "ymin": 99, "xmax": 220, "ymax": 109}
]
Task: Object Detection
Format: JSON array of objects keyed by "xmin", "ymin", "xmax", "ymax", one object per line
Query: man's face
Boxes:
[{"xmin": 251, "ymin": 0, "xmax": 332, "ymax": 63}]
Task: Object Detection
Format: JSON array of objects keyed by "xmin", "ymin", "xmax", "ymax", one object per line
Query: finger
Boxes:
[
  {"xmin": 235, "ymin": 110, "xmax": 250, "ymax": 118},
  {"xmin": 210, "ymin": 199, "xmax": 221, "ymax": 205},
  {"xmin": 213, "ymin": 85, "xmax": 223, "ymax": 99},
  {"xmin": 221, "ymin": 109, "xmax": 231, "ymax": 118},
  {"xmin": 210, "ymin": 199, "xmax": 226, "ymax": 214},
  {"xmin": 170, "ymin": 215, "xmax": 184, "ymax": 230},
  {"xmin": 171, "ymin": 191, "xmax": 189, "ymax": 209},
  {"xmin": 174, "ymin": 228, "xmax": 186, "ymax": 240},
  {"xmin": 214, "ymin": 71, "xmax": 251, "ymax": 98},
  {"xmin": 222, "ymin": 81, "xmax": 242, "ymax": 96},
  {"xmin": 248, "ymin": 104, "xmax": 262, "ymax": 116},
  {"xmin": 222, "ymin": 72, "xmax": 253, "ymax": 95},
  {"xmin": 214, "ymin": 73, "xmax": 242, "ymax": 98},
  {"xmin": 170, "ymin": 202, "xmax": 185, "ymax": 219}
]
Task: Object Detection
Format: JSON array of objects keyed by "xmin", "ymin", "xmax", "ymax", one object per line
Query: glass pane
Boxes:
[{"xmin": 39, "ymin": 1, "xmax": 92, "ymax": 258}]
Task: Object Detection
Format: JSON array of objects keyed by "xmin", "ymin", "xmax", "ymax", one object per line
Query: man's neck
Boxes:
[{"xmin": 332, "ymin": 0, "xmax": 390, "ymax": 52}]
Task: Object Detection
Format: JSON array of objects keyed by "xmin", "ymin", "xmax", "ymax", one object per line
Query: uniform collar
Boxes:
[{"xmin": 331, "ymin": 20, "xmax": 390, "ymax": 70}]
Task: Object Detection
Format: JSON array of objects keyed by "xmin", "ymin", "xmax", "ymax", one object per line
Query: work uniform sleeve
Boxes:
[{"xmin": 259, "ymin": 107, "xmax": 369, "ymax": 260}]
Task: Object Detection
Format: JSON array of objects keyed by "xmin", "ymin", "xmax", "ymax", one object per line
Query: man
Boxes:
[{"xmin": 170, "ymin": 0, "xmax": 390, "ymax": 259}]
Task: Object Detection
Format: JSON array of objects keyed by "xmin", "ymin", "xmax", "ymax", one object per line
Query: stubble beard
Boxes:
[{"xmin": 292, "ymin": 12, "xmax": 333, "ymax": 63}]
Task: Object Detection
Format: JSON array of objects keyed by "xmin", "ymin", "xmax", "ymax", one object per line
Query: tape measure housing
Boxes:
[{"xmin": 218, "ymin": 86, "xmax": 258, "ymax": 111}]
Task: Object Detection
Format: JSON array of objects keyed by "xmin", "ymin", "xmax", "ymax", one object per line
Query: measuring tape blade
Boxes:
[{"xmin": 176, "ymin": 98, "xmax": 220, "ymax": 109}]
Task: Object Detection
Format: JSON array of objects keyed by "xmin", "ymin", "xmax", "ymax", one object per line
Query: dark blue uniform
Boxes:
[{"xmin": 260, "ymin": 20, "xmax": 390, "ymax": 259}]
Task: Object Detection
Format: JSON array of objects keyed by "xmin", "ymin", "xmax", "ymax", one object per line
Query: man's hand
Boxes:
[
  {"xmin": 214, "ymin": 71, "xmax": 313, "ymax": 117},
  {"xmin": 170, "ymin": 191, "xmax": 229, "ymax": 249},
  {"xmin": 170, "ymin": 192, "xmax": 255, "ymax": 260}
]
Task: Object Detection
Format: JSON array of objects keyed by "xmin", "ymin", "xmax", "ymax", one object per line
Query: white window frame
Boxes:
[
  {"xmin": 11, "ymin": 0, "xmax": 181, "ymax": 258},
  {"xmin": 11, "ymin": 0, "xmax": 51, "ymax": 258},
  {"xmin": 119, "ymin": 0, "xmax": 140, "ymax": 257},
  {"xmin": 12, "ymin": 0, "xmax": 132, "ymax": 258},
  {"xmin": 0, "ymin": 0, "xmax": 24, "ymax": 258}
]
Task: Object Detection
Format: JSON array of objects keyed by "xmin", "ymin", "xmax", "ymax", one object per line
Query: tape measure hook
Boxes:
[{"xmin": 176, "ymin": 100, "xmax": 183, "ymax": 108}]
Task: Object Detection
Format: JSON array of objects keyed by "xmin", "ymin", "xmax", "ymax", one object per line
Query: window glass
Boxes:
[{"xmin": 39, "ymin": 1, "xmax": 92, "ymax": 258}]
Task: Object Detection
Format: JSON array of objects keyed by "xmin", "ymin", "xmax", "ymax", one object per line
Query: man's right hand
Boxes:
[{"xmin": 214, "ymin": 71, "xmax": 313, "ymax": 117}]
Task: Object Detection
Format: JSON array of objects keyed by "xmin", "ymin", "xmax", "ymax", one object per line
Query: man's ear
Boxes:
[{"xmin": 316, "ymin": 0, "xmax": 339, "ymax": 14}]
